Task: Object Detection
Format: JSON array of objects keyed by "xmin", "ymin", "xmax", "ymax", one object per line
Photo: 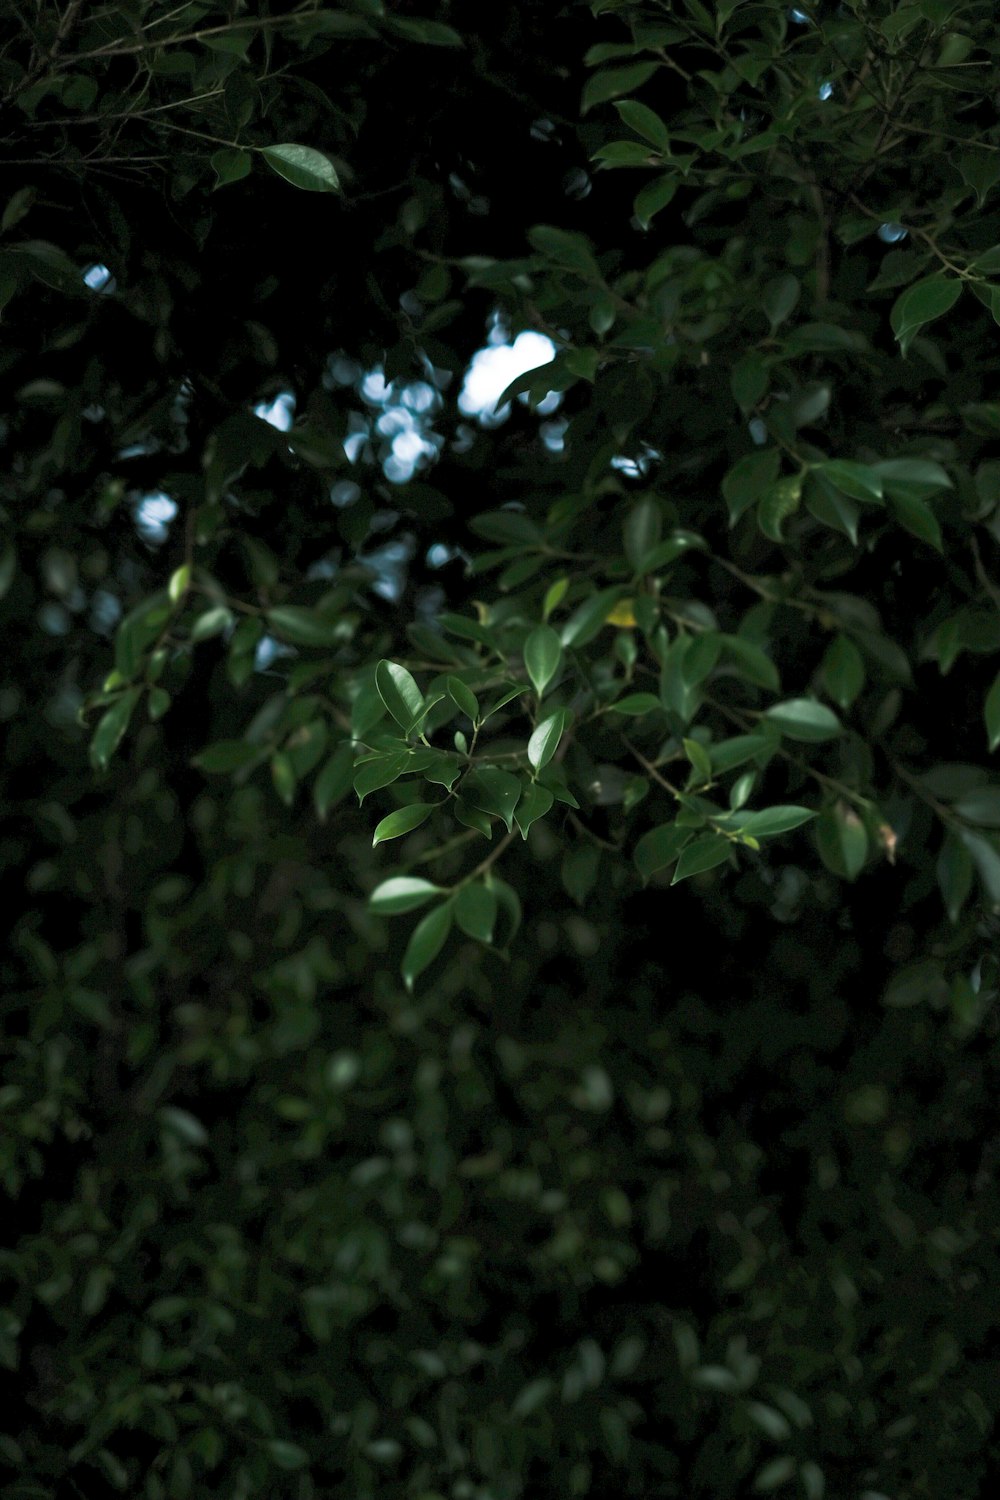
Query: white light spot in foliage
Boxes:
[
  {"xmin": 458, "ymin": 330, "xmax": 557, "ymax": 426},
  {"xmin": 818, "ymin": 81, "xmax": 834, "ymax": 101},
  {"xmin": 878, "ymin": 222, "xmax": 907, "ymax": 243},
  {"xmin": 254, "ymin": 391, "xmax": 295, "ymax": 431},
  {"xmin": 135, "ymin": 491, "xmax": 177, "ymax": 544},
  {"xmin": 82, "ymin": 263, "xmax": 114, "ymax": 293}
]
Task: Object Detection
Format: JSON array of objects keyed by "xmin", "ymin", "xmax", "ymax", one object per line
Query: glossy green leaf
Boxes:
[
  {"xmin": 261, "ymin": 143, "xmax": 340, "ymax": 193},
  {"xmin": 401, "ymin": 901, "xmax": 453, "ymax": 991},
  {"xmin": 560, "ymin": 587, "xmax": 626, "ymax": 648},
  {"xmin": 369, "ymin": 876, "xmax": 444, "ymax": 915},
  {"xmin": 90, "ymin": 688, "xmax": 141, "ymax": 770},
  {"xmin": 375, "ymin": 659, "xmax": 424, "ymax": 733},
  {"xmin": 463, "ymin": 766, "xmax": 522, "ymax": 830},
  {"xmin": 615, "ymin": 98, "xmax": 670, "ymax": 150},
  {"xmin": 634, "ymin": 823, "xmax": 691, "ymax": 882},
  {"xmin": 735, "ymin": 805, "xmax": 815, "ymax": 838},
  {"xmin": 634, "ymin": 173, "xmax": 677, "ymax": 229},
  {"xmin": 815, "ymin": 460, "xmax": 883, "ymax": 503},
  {"xmin": 524, "ymin": 625, "xmax": 562, "ymax": 696},
  {"xmin": 890, "ymin": 274, "xmax": 961, "ymax": 357},
  {"xmin": 514, "ymin": 781, "xmax": 554, "ymax": 839},
  {"xmin": 455, "ymin": 882, "xmax": 498, "ymax": 942},
  {"xmin": 353, "ymin": 751, "xmax": 413, "ymax": 803},
  {"xmin": 372, "ymin": 802, "xmax": 435, "ymax": 846},
  {"xmin": 764, "ymin": 699, "xmax": 843, "ymax": 742},
  {"xmin": 582, "ymin": 61, "xmax": 660, "ymax": 112},
  {"xmin": 454, "ymin": 796, "xmax": 493, "ymax": 839},
  {"xmin": 528, "ymin": 709, "xmax": 567, "ymax": 772},
  {"xmin": 447, "ymin": 675, "xmax": 479, "ymax": 723},
  {"xmin": 607, "ymin": 692, "xmax": 661, "ymax": 715},
  {"xmin": 671, "ymin": 834, "xmax": 732, "ymax": 884}
]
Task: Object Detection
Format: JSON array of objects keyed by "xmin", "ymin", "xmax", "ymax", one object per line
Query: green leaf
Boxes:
[
  {"xmin": 90, "ymin": 688, "xmax": 141, "ymax": 770},
  {"xmin": 815, "ymin": 804, "xmax": 868, "ymax": 879},
  {"xmin": 633, "ymin": 173, "xmax": 677, "ymax": 229},
  {"xmin": 624, "ymin": 497, "xmax": 662, "ymax": 570},
  {"xmin": 582, "ymin": 61, "xmax": 660, "ymax": 112},
  {"xmin": 447, "ymin": 675, "xmax": 479, "ymax": 723},
  {"xmin": 815, "ymin": 460, "xmax": 883, "ymax": 503},
  {"xmin": 889, "ymin": 274, "xmax": 961, "ymax": 357},
  {"xmin": 168, "ymin": 564, "xmax": 191, "ymax": 602},
  {"xmin": 888, "ymin": 492, "xmax": 943, "ymax": 551},
  {"xmin": 354, "ymin": 751, "xmax": 413, "ymax": 803},
  {"xmin": 402, "ymin": 901, "xmax": 453, "ymax": 990},
  {"xmin": 710, "ymin": 733, "xmax": 775, "ymax": 773},
  {"xmin": 455, "ymin": 882, "xmax": 498, "ymax": 942},
  {"xmin": 528, "ymin": 709, "xmax": 567, "ymax": 771},
  {"xmin": 193, "ymin": 739, "xmax": 262, "ymax": 774},
  {"xmin": 607, "ymin": 692, "xmax": 661, "ymax": 715},
  {"xmin": 372, "ymin": 802, "xmax": 435, "ymax": 846},
  {"xmin": 671, "ymin": 834, "xmax": 732, "ymax": 884},
  {"xmin": 267, "ymin": 1440, "xmax": 309, "ymax": 1470},
  {"xmin": 762, "ymin": 272, "xmax": 800, "ymax": 331},
  {"xmin": 270, "ymin": 751, "xmax": 296, "ymax": 805},
  {"xmin": 375, "ymin": 660, "xmax": 424, "ymax": 733},
  {"xmin": 734, "ymin": 805, "xmax": 815, "ymax": 838},
  {"xmin": 758, "ymin": 474, "xmax": 802, "ymax": 542},
  {"xmin": 722, "ymin": 449, "xmax": 781, "ymax": 525},
  {"xmin": 543, "ymin": 577, "xmax": 569, "ymax": 620},
  {"xmin": 514, "ymin": 781, "xmax": 554, "ymax": 839},
  {"xmin": 266, "ymin": 607, "xmax": 340, "ymax": 648},
  {"xmin": 454, "ymin": 796, "xmax": 493, "ymax": 839},
  {"xmin": 821, "ymin": 635, "xmax": 865, "ymax": 709},
  {"xmin": 524, "ymin": 625, "xmax": 562, "ymax": 696},
  {"xmin": 614, "ymin": 98, "xmax": 670, "ymax": 150},
  {"xmin": 986, "ymin": 672, "xmax": 1000, "ymax": 752},
  {"xmin": 683, "ymin": 737, "xmax": 714, "ymax": 784},
  {"xmin": 369, "ymin": 876, "xmax": 444, "ymax": 915},
  {"xmin": 261, "ymin": 143, "xmax": 340, "ymax": 193},
  {"xmin": 937, "ymin": 833, "xmax": 973, "ymax": 922},
  {"xmin": 313, "ymin": 743, "xmax": 356, "ymax": 819},
  {"xmin": 634, "ymin": 823, "xmax": 691, "ymax": 882},
  {"xmin": 874, "ymin": 458, "xmax": 952, "ymax": 501},
  {"xmin": 190, "ymin": 604, "xmax": 233, "ymax": 642},
  {"xmin": 211, "ymin": 148, "xmax": 252, "ymax": 187},
  {"xmin": 719, "ymin": 635, "xmax": 780, "ymax": 692},
  {"xmin": 560, "ymin": 586, "xmax": 626, "ymax": 648},
  {"xmin": 463, "ymin": 766, "xmax": 522, "ymax": 830},
  {"xmin": 958, "ymin": 828, "xmax": 1000, "ymax": 903},
  {"xmin": 764, "ymin": 699, "xmax": 843, "ymax": 742},
  {"xmin": 953, "ymin": 786, "xmax": 1000, "ymax": 827}
]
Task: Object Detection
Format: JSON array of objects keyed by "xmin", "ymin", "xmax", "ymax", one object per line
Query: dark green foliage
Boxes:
[{"xmin": 2, "ymin": 1, "xmax": 1000, "ymax": 1496}]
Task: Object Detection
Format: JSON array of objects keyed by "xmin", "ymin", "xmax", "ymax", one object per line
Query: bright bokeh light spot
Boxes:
[
  {"xmin": 818, "ymin": 80, "xmax": 834, "ymax": 101},
  {"xmin": 135, "ymin": 491, "xmax": 177, "ymax": 544},
  {"xmin": 748, "ymin": 418, "xmax": 768, "ymax": 446},
  {"xmin": 330, "ymin": 480, "xmax": 361, "ymax": 508},
  {"xmin": 788, "ymin": 7, "xmax": 810, "ymax": 22},
  {"xmin": 878, "ymin": 222, "xmax": 907, "ymax": 243},
  {"xmin": 82, "ymin": 263, "xmax": 114, "ymax": 293},
  {"xmin": 254, "ymin": 391, "xmax": 295, "ymax": 431},
  {"xmin": 458, "ymin": 330, "xmax": 557, "ymax": 426}
]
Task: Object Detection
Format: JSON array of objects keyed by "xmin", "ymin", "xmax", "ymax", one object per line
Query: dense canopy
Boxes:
[{"xmin": 2, "ymin": 2, "xmax": 1000, "ymax": 1497}]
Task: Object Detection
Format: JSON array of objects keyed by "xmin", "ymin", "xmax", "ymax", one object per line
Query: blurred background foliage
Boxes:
[{"xmin": 2, "ymin": 1, "xmax": 1000, "ymax": 1496}]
